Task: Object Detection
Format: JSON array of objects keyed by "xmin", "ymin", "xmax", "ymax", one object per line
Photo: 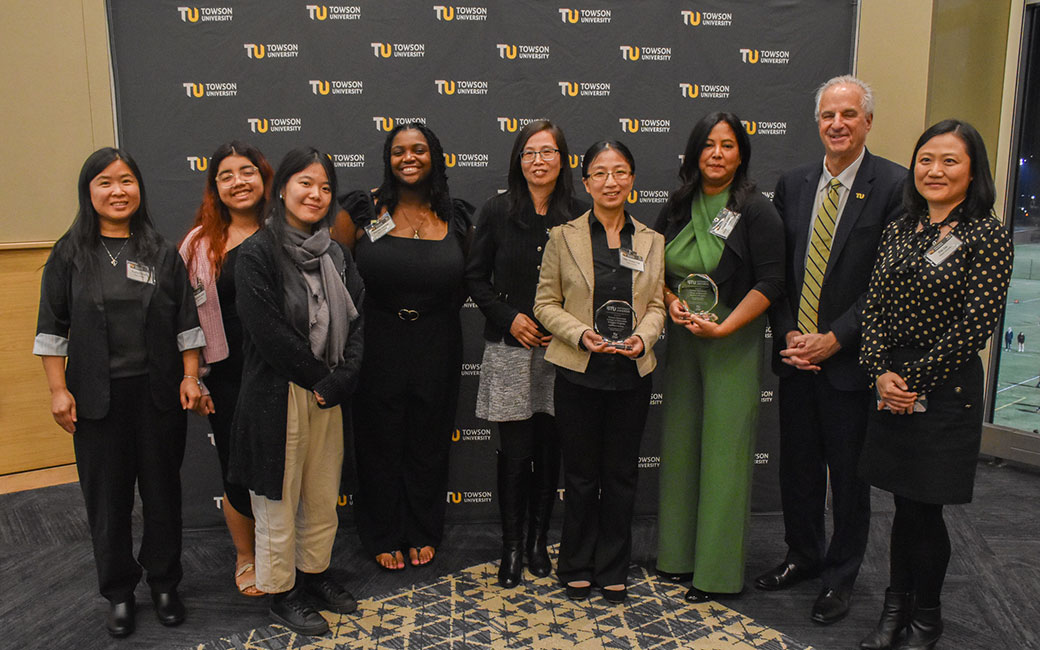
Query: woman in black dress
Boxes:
[
  {"xmin": 35, "ymin": 148, "xmax": 204, "ymax": 637},
  {"xmin": 465, "ymin": 120, "xmax": 587, "ymax": 587},
  {"xmin": 179, "ymin": 140, "xmax": 273, "ymax": 597},
  {"xmin": 857, "ymin": 120, "xmax": 1012, "ymax": 650},
  {"xmin": 333, "ymin": 123, "xmax": 473, "ymax": 571}
]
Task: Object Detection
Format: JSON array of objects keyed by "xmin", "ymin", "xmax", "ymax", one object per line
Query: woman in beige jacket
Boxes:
[{"xmin": 534, "ymin": 140, "xmax": 666, "ymax": 604}]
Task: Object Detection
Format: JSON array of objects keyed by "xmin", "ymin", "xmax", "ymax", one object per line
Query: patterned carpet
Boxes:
[{"xmin": 193, "ymin": 549, "xmax": 812, "ymax": 650}]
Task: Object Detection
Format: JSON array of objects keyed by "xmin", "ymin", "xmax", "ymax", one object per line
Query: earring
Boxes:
[{"xmin": 278, "ymin": 192, "xmax": 283, "ymax": 200}]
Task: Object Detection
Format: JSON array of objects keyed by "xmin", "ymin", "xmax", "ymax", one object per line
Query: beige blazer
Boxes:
[{"xmin": 534, "ymin": 211, "xmax": 666, "ymax": 377}]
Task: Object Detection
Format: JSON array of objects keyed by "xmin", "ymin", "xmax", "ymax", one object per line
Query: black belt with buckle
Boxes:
[{"xmin": 397, "ymin": 308, "xmax": 420, "ymax": 321}]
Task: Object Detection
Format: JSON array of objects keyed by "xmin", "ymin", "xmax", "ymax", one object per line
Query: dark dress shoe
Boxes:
[
  {"xmin": 754, "ymin": 561, "xmax": 818, "ymax": 591},
  {"xmin": 601, "ymin": 586, "xmax": 627, "ymax": 604},
  {"xmin": 564, "ymin": 583, "xmax": 591, "ymax": 601},
  {"xmin": 498, "ymin": 542, "xmax": 523, "ymax": 588},
  {"xmin": 269, "ymin": 593, "xmax": 329, "ymax": 636},
  {"xmin": 301, "ymin": 574, "xmax": 358, "ymax": 614},
  {"xmin": 899, "ymin": 605, "xmax": 942, "ymax": 650},
  {"xmin": 656, "ymin": 569, "xmax": 694, "ymax": 583},
  {"xmin": 684, "ymin": 587, "xmax": 741, "ymax": 604},
  {"xmin": 811, "ymin": 588, "xmax": 850, "ymax": 625},
  {"xmin": 684, "ymin": 587, "xmax": 713, "ymax": 603},
  {"xmin": 152, "ymin": 590, "xmax": 185, "ymax": 627},
  {"xmin": 859, "ymin": 589, "xmax": 914, "ymax": 650},
  {"xmin": 106, "ymin": 598, "xmax": 135, "ymax": 637}
]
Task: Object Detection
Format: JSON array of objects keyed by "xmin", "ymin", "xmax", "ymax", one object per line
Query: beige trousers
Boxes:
[{"xmin": 251, "ymin": 382, "xmax": 343, "ymax": 593}]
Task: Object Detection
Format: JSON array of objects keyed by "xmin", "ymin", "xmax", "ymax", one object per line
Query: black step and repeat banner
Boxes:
[{"xmin": 107, "ymin": 1, "xmax": 856, "ymax": 527}]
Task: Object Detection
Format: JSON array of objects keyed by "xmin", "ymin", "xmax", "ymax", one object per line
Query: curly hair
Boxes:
[{"xmin": 373, "ymin": 122, "xmax": 453, "ymax": 222}]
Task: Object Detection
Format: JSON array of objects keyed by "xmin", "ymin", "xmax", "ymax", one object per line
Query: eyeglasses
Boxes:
[
  {"xmin": 586, "ymin": 170, "xmax": 632, "ymax": 183},
  {"xmin": 520, "ymin": 148, "xmax": 559, "ymax": 163},
  {"xmin": 216, "ymin": 166, "xmax": 259, "ymax": 185}
]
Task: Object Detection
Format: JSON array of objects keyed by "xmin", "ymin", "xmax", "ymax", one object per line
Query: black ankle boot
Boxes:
[
  {"xmin": 899, "ymin": 605, "xmax": 942, "ymax": 650},
  {"xmin": 497, "ymin": 453, "xmax": 531, "ymax": 588},
  {"xmin": 859, "ymin": 590, "xmax": 914, "ymax": 650},
  {"xmin": 526, "ymin": 434, "xmax": 560, "ymax": 578}
]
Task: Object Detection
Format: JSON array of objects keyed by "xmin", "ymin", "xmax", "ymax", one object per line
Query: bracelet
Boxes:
[{"xmin": 183, "ymin": 374, "xmax": 201, "ymax": 387}]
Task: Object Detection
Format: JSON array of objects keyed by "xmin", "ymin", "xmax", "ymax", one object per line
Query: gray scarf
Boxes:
[{"xmin": 281, "ymin": 226, "xmax": 358, "ymax": 369}]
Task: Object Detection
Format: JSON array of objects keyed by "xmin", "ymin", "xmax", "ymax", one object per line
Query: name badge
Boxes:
[
  {"xmin": 126, "ymin": 260, "xmax": 155, "ymax": 285},
  {"xmin": 193, "ymin": 283, "xmax": 206, "ymax": 306},
  {"xmin": 925, "ymin": 233, "xmax": 962, "ymax": 266},
  {"xmin": 709, "ymin": 207, "xmax": 741, "ymax": 240},
  {"xmin": 618, "ymin": 247, "xmax": 645, "ymax": 272},
  {"xmin": 365, "ymin": 212, "xmax": 395, "ymax": 242}
]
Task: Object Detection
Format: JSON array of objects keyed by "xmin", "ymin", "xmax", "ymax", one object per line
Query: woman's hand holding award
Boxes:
[
  {"xmin": 594, "ymin": 299, "xmax": 636, "ymax": 350},
  {"xmin": 677, "ymin": 273, "xmax": 719, "ymax": 322}
]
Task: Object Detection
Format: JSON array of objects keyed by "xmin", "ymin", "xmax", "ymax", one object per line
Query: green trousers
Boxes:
[{"xmin": 655, "ymin": 311, "xmax": 764, "ymax": 593}]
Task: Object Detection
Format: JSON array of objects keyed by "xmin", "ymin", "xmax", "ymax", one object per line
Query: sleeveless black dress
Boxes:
[{"xmin": 350, "ymin": 196, "xmax": 472, "ymax": 554}]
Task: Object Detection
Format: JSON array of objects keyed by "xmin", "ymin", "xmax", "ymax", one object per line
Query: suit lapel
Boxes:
[
  {"xmin": 631, "ymin": 224, "xmax": 654, "ymax": 260},
  {"xmin": 793, "ymin": 166, "xmax": 823, "ymax": 289},
  {"xmin": 560, "ymin": 218, "xmax": 594, "ymax": 291},
  {"xmin": 825, "ymin": 152, "xmax": 874, "ymax": 283},
  {"xmin": 139, "ymin": 251, "xmax": 158, "ymax": 316}
]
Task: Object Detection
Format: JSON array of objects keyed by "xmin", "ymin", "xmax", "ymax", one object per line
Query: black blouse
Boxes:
[
  {"xmin": 859, "ymin": 213, "xmax": 1012, "ymax": 395},
  {"xmin": 98, "ymin": 237, "xmax": 148, "ymax": 378},
  {"xmin": 558, "ymin": 212, "xmax": 641, "ymax": 391}
]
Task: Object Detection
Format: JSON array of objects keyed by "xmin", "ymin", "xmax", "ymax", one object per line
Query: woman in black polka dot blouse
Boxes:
[{"xmin": 856, "ymin": 120, "xmax": 1012, "ymax": 650}]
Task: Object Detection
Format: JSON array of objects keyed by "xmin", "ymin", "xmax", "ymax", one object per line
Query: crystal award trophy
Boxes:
[
  {"xmin": 677, "ymin": 273, "xmax": 719, "ymax": 322},
  {"xmin": 594, "ymin": 300, "xmax": 636, "ymax": 349}
]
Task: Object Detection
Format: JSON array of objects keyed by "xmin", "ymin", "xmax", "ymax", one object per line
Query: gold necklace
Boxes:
[{"xmin": 399, "ymin": 205, "xmax": 431, "ymax": 239}]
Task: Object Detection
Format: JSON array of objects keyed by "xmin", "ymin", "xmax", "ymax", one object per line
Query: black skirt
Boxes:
[{"xmin": 860, "ymin": 351, "xmax": 984, "ymax": 505}]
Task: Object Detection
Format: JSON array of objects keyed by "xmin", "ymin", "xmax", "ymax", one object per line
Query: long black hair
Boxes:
[
  {"xmin": 903, "ymin": 119, "xmax": 995, "ymax": 224},
  {"xmin": 663, "ymin": 112, "xmax": 756, "ymax": 224},
  {"xmin": 505, "ymin": 120, "xmax": 577, "ymax": 227},
  {"xmin": 61, "ymin": 147, "xmax": 163, "ymax": 267},
  {"xmin": 373, "ymin": 122, "xmax": 453, "ymax": 222},
  {"xmin": 262, "ymin": 147, "xmax": 338, "ymax": 257}
]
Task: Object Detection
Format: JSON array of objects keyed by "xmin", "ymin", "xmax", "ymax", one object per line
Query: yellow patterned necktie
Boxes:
[{"xmin": 797, "ymin": 178, "xmax": 842, "ymax": 334}]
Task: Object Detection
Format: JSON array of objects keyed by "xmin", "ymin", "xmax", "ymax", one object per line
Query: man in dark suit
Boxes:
[{"xmin": 756, "ymin": 75, "xmax": 906, "ymax": 625}]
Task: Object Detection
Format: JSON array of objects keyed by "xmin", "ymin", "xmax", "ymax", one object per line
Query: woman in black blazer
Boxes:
[
  {"xmin": 652, "ymin": 112, "xmax": 784, "ymax": 603},
  {"xmin": 465, "ymin": 120, "xmax": 587, "ymax": 587},
  {"xmin": 35, "ymin": 147, "xmax": 204, "ymax": 637}
]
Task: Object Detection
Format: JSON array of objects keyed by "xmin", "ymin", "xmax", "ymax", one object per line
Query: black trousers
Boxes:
[
  {"xmin": 777, "ymin": 371, "xmax": 871, "ymax": 592},
  {"xmin": 353, "ymin": 307, "xmax": 462, "ymax": 554},
  {"xmin": 73, "ymin": 375, "xmax": 187, "ymax": 603},
  {"xmin": 554, "ymin": 372, "xmax": 651, "ymax": 586}
]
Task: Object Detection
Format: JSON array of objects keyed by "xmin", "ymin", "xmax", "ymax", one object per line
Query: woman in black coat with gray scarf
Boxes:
[{"xmin": 229, "ymin": 148, "xmax": 364, "ymax": 637}]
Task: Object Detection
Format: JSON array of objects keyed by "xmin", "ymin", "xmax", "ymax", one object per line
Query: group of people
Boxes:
[{"xmin": 35, "ymin": 74, "xmax": 1011, "ymax": 650}]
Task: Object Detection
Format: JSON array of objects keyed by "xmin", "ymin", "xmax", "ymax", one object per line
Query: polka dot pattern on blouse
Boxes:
[{"xmin": 859, "ymin": 212, "xmax": 1013, "ymax": 395}]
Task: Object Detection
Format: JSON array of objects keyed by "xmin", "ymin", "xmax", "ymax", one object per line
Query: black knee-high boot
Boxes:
[
  {"xmin": 526, "ymin": 432, "xmax": 560, "ymax": 578},
  {"xmin": 498, "ymin": 452, "xmax": 531, "ymax": 587}
]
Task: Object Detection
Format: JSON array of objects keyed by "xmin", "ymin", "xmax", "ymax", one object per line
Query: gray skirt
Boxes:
[{"xmin": 475, "ymin": 341, "xmax": 555, "ymax": 422}]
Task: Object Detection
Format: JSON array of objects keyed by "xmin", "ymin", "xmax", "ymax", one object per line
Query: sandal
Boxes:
[
  {"xmin": 235, "ymin": 562, "xmax": 265, "ymax": 597},
  {"xmin": 375, "ymin": 550, "xmax": 405, "ymax": 571},
  {"xmin": 409, "ymin": 546, "xmax": 435, "ymax": 566}
]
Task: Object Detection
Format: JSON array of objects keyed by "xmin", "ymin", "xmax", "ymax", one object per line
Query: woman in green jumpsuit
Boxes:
[{"xmin": 652, "ymin": 112, "xmax": 785, "ymax": 602}]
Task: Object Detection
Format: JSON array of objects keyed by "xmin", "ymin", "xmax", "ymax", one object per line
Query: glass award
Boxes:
[
  {"xmin": 594, "ymin": 300, "xmax": 636, "ymax": 350},
  {"xmin": 677, "ymin": 273, "xmax": 719, "ymax": 322}
]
